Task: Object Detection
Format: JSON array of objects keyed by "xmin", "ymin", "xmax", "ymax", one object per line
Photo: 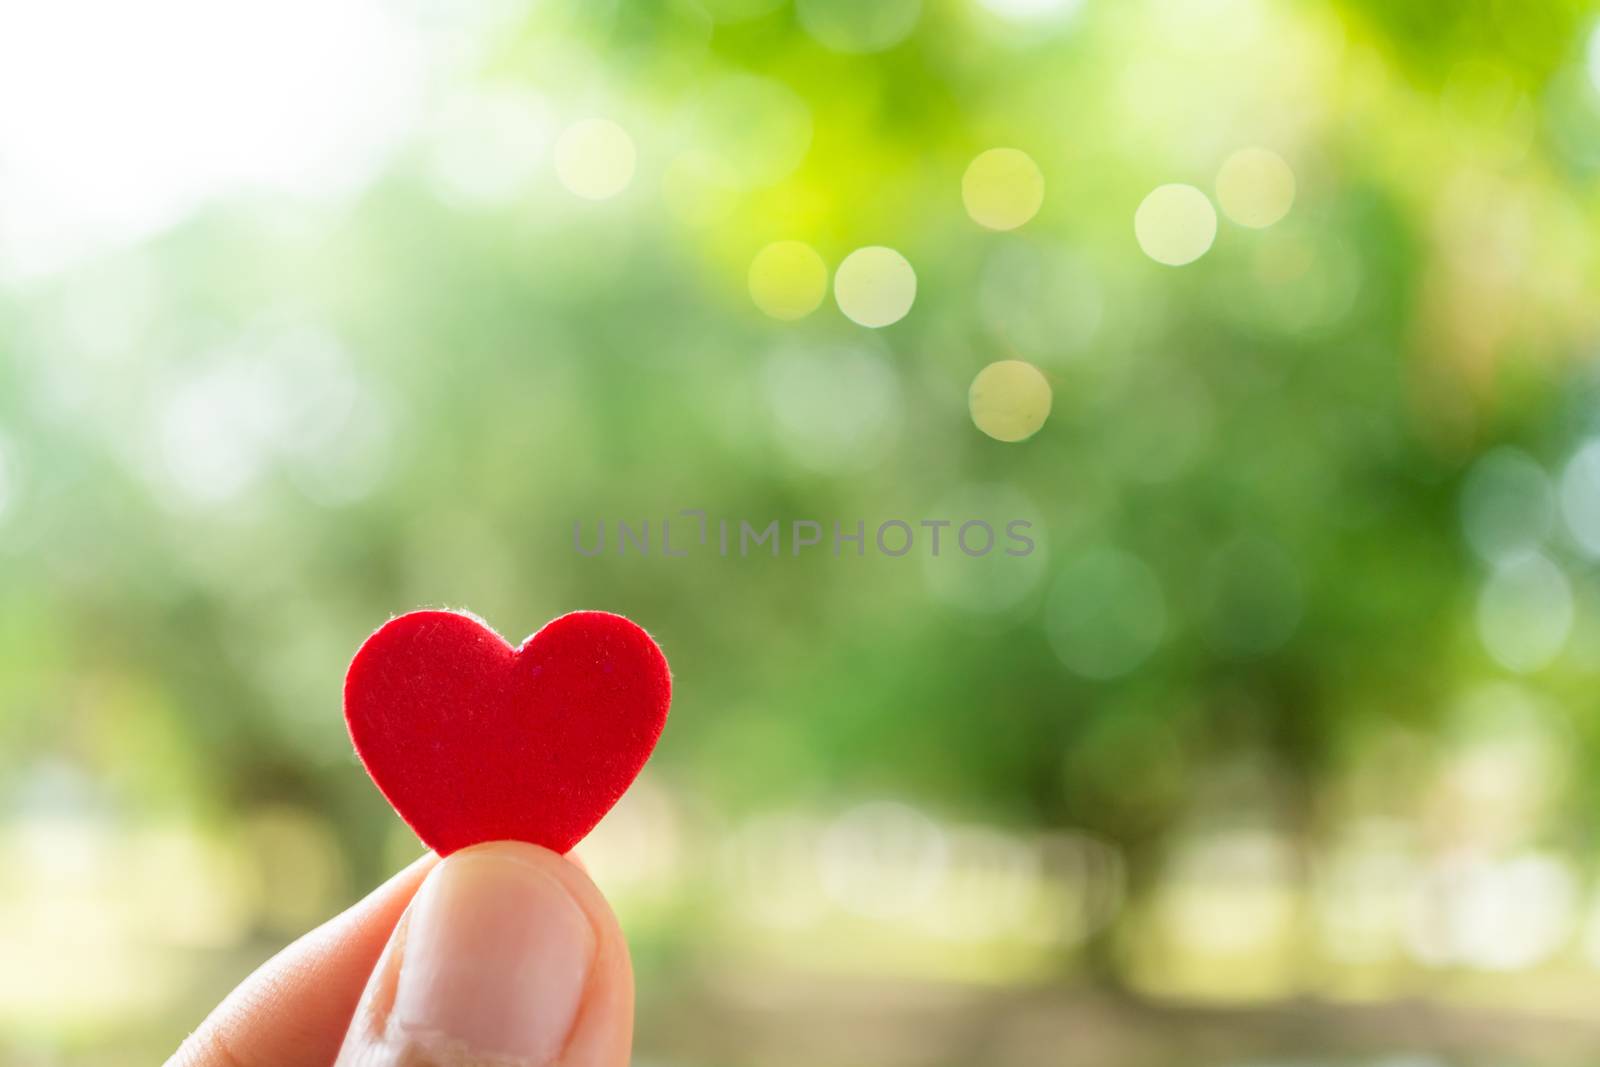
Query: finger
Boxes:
[
  {"xmin": 167, "ymin": 850, "xmax": 438, "ymax": 1067},
  {"xmin": 335, "ymin": 841, "xmax": 634, "ymax": 1067}
]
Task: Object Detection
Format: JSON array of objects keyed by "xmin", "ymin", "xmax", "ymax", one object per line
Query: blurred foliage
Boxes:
[{"xmin": 6, "ymin": 0, "xmax": 1600, "ymax": 1062}]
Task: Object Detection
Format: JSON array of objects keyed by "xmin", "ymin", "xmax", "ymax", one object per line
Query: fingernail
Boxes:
[{"xmin": 391, "ymin": 847, "xmax": 597, "ymax": 1064}]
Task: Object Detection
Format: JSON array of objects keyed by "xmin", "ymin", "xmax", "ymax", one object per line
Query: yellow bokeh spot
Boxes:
[
  {"xmin": 834, "ymin": 246, "xmax": 917, "ymax": 328},
  {"xmin": 748, "ymin": 241, "xmax": 829, "ymax": 320},
  {"xmin": 969, "ymin": 360, "xmax": 1053, "ymax": 442},
  {"xmin": 554, "ymin": 118, "xmax": 636, "ymax": 201},
  {"xmin": 1134, "ymin": 184, "xmax": 1217, "ymax": 266},
  {"xmin": 1215, "ymin": 148, "xmax": 1295, "ymax": 229},
  {"xmin": 962, "ymin": 148, "xmax": 1045, "ymax": 231}
]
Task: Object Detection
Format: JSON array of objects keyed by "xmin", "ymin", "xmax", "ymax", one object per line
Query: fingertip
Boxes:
[{"xmin": 337, "ymin": 841, "xmax": 634, "ymax": 1067}]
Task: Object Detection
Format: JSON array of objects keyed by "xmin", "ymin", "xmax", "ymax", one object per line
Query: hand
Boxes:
[{"xmin": 167, "ymin": 842, "xmax": 633, "ymax": 1067}]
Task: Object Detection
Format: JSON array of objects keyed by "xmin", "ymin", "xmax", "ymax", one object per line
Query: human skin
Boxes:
[{"xmin": 166, "ymin": 841, "xmax": 633, "ymax": 1067}]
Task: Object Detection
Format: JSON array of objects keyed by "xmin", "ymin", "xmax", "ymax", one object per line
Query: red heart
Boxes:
[{"xmin": 344, "ymin": 609, "xmax": 671, "ymax": 856}]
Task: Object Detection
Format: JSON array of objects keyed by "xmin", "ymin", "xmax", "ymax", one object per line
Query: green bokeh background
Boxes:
[{"xmin": 5, "ymin": 0, "xmax": 1600, "ymax": 1063}]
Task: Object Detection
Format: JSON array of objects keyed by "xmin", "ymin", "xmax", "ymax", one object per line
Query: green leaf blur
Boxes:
[{"xmin": 2, "ymin": 0, "xmax": 1600, "ymax": 1063}]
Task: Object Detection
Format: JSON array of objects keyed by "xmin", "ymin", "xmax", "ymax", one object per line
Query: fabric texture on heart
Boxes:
[{"xmin": 344, "ymin": 609, "xmax": 671, "ymax": 856}]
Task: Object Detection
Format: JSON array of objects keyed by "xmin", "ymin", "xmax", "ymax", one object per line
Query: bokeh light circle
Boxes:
[
  {"xmin": 554, "ymin": 118, "xmax": 636, "ymax": 201},
  {"xmin": 1047, "ymin": 548, "xmax": 1166, "ymax": 679},
  {"xmin": 968, "ymin": 360, "xmax": 1052, "ymax": 442},
  {"xmin": 748, "ymin": 241, "xmax": 829, "ymax": 321},
  {"xmin": 764, "ymin": 341, "xmax": 902, "ymax": 471},
  {"xmin": 1559, "ymin": 439, "xmax": 1600, "ymax": 556},
  {"xmin": 797, "ymin": 0, "xmax": 921, "ymax": 53},
  {"xmin": 1476, "ymin": 554, "xmax": 1572, "ymax": 673},
  {"xmin": 834, "ymin": 246, "xmax": 917, "ymax": 327},
  {"xmin": 1215, "ymin": 147, "xmax": 1295, "ymax": 229},
  {"xmin": 962, "ymin": 148, "xmax": 1045, "ymax": 231},
  {"xmin": 1134, "ymin": 183, "xmax": 1217, "ymax": 266}
]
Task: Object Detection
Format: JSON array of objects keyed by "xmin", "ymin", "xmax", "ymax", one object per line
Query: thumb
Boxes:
[{"xmin": 336, "ymin": 841, "xmax": 634, "ymax": 1067}]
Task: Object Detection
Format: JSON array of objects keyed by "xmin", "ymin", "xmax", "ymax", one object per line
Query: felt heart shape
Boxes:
[{"xmin": 344, "ymin": 609, "xmax": 671, "ymax": 856}]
